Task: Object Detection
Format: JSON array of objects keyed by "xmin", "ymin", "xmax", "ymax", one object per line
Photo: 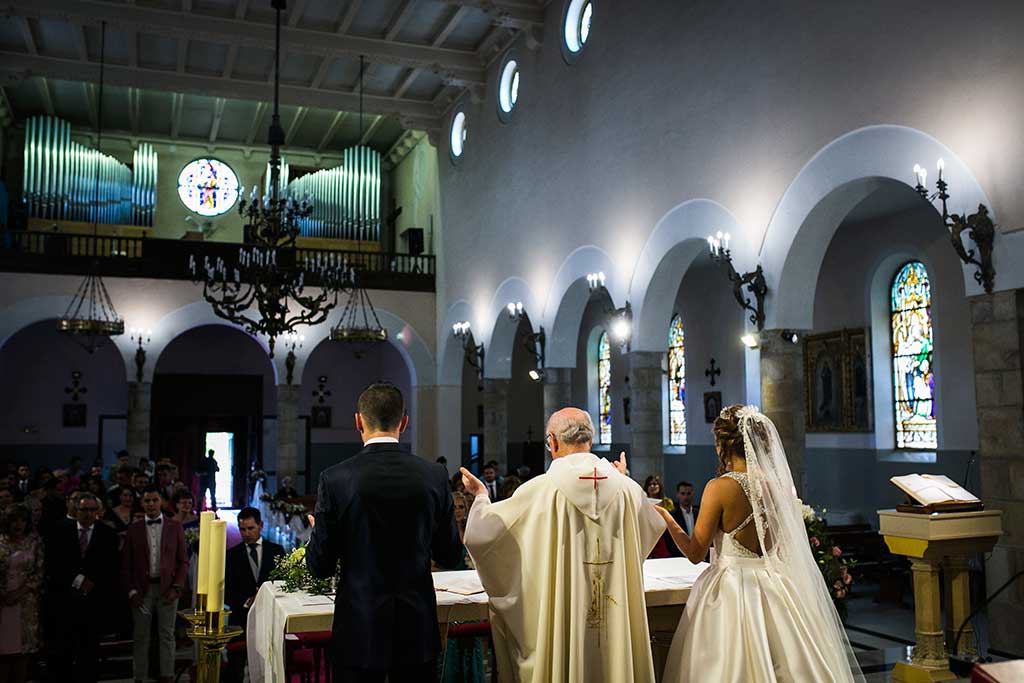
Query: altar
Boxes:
[{"xmin": 247, "ymin": 557, "xmax": 708, "ymax": 682}]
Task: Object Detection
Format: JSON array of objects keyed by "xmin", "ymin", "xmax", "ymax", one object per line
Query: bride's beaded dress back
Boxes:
[{"xmin": 719, "ymin": 471, "xmax": 761, "ymax": 559}]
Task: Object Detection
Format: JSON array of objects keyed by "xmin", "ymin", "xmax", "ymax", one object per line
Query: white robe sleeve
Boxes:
[{"xmin": 633, "ymin": 485, "xmax": 667, "ymax": 558}]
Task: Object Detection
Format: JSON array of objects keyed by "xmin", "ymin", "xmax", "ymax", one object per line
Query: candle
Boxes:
[
  {"xmin": 208, "ymin": 519, "xmax": 228, "ymax": 613},
  {"xmin": 197, "ymin": 511, "xmax": 215, "ymax": 597}
]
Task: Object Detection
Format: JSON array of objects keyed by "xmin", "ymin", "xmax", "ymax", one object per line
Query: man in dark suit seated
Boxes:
[
  {"xmin": 46, "ymin": 491, "xmax": 118, "ymax": 683},
  {"xmin": 667, "ymin": 480, "xmax": 706, "ymax": 560},
  {"xmin": 306, "ymin": 383, "xmax": 463, "ymax": 682},
  {"xmin": 224, "ymin": 507, "xmax": 285, "ymax": 682},
  {"xmin": 122, "ymin": 485, "xmax": 189, "ymax": 683}
]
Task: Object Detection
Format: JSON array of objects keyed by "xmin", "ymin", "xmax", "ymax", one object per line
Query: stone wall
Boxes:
[{"xmin": 971, "ymin": 289, "xmax": 1024, "ymax": 654}]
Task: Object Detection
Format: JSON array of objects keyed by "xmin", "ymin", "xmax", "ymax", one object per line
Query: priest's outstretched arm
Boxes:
[
  {"xmin": 305, "ymin": 472, "xmax": 339, "ymax": 579},
  {"xmin": 459, "ymin": 467, "xmax": 512, "ymax": 559}
]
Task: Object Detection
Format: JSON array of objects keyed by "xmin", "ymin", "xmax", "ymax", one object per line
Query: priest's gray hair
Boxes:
[{"xmin": 549, "ymin": 409, "xmax": 595, "ymax": 446}]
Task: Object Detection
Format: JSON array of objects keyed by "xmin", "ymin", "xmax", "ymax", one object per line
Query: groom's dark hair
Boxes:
[{"xmin": 357, "ymin": 383, "xmax": 405, "ymax": 431}]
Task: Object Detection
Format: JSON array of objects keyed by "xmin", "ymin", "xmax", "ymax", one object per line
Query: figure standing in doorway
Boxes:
[{"xmin": 197, "ymin": 449, "xmax": 220, "ymax": 512}]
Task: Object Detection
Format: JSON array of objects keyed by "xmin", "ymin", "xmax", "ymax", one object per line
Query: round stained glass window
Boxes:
[{"xmin": 177, "ymin": 158, "xmax": 240, "ymax": 217}]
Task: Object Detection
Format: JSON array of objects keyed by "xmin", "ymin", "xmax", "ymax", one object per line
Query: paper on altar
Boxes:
[{"xmin": 433, "ymin": 568, "xmax": 486, "ymax": 596}]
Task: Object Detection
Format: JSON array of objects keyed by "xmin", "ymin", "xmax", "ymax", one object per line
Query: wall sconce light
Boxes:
[
  {"xmin": 609, "ymin": 303, "xmax": 632, "ymax": 351},
  {"xmin": 781, "ymin": 330, "xmax": 800, "ymax": 345},
  {"xmin": 586, "ymin": 271, "xmax": 606, "ymax": 293},
  {"xmin": 520, "ymin": 325, "xmax": 546, "ymax": 381},
  {"xmin": 282, "ymin": 332, "xmax": 305, "ymax": 386},
  {"xmin": 506, "ymin": 301, "xmax": 525, "ymax": 320},
  {"xmin": 914, "ymin": 159, "xmax": 997, "ymax": 293},
  {"xmin": 740, "ymin": 333, "xmax": 759, "ymax": 349},
  {"xmin": 453, "ymin": 321, "xmax": 485, "ymax": 382},
  {"xmin": 129, "ymin": 328, "xmax": 151, "ymax": 382},
  {"xmin": 708, "ymin": 231, "xmax": 768, "ymax": 331}
]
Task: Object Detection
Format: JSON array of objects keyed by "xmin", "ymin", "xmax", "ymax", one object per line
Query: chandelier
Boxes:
[
  {"xmin": 57, "ymin": 19, "xmax": 125, "ymax": 353},
  {"xmin": 329, "ymin": 55, "xmax": 388, "ymax": 346},
  {"xmin": 191, "ymin": 0, "xmax": 346, "ymax": 356}
]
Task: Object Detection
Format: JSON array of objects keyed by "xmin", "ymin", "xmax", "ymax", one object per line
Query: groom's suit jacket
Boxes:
[
  {"xmin": 305, "ymin": 442, "xmax": 462, "ymax": 670},
  {"xmin": 667, "ymin": 505, "xmax": 702, "ymax": 559}
]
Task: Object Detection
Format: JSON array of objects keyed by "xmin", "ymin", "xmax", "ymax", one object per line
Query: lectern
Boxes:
[{"xmin": 878, "ymin": 509, "xmax": 1002, "ymax": 682}]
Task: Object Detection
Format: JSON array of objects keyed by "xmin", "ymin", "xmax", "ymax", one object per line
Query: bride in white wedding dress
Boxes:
[{"xmin": 657, "ymin": 405, "xmax": 864, "ymax": 683}]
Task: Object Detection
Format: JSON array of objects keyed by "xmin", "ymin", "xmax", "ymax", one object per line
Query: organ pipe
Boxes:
[
  {"xmin": 282, "ymin": 144, "xmax": 381, "ymax": 241},
  {"xmin": 21, "ymin": 115, "xmax": 157, "ymax": 227}
]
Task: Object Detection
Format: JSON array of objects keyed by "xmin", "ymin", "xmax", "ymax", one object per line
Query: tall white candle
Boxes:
[
  {"xmin": 197, "ymin": 510, "xmax": 215, "ymax": 596},
  {"xmin": 208, "ymin": 519, "xmax": 228, "ymax": 612}
]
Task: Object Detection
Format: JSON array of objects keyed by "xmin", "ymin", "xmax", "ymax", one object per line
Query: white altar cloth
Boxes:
[{"xmin": 247, "ymin": 557, "xmax": 708, "ymax": 683}]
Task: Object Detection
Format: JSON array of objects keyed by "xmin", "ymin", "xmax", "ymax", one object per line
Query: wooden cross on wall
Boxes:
[
  {"xmin": 705, "ymin": 358, "xmax": 721, "ymax": 387},
  {"xmin": 312, "ymin": 376, "xmax": 332, "ymax": 404}
]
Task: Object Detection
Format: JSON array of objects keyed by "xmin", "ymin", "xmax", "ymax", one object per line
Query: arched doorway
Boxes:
[{"xmin": 152, "ymin": 324, "xmax": 276, "ymax": 509}]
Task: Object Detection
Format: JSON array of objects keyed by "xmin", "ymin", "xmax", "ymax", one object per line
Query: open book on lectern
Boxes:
[{"xmin": 891, "ymin": 474, "xmax": 980, "ymax": 509}]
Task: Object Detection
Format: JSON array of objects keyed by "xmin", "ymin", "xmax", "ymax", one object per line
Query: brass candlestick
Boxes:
[
  {"xmin": 187, "ymin": 608, "xmax": 242, "ymax": 683},
  {"xmin": 181, "ymin": 593, "xmax": 209, "ymax": 632}
]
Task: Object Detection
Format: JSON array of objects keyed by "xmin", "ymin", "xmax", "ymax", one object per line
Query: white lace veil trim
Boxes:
[{"xmin": 735, "ymin": 405, "xmax": 865, "ymax": 682}]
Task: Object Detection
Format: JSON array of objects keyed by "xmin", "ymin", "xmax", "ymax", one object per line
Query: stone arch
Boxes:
[
  {"xmin": 628, "ymin": 199, "xmax": 751, "ymax": 353},
  {"xmin": 294, "ymin": 308, "xmax": 434, "ymax": 389},
  {"xmin": 146, "ymin": 301, "xmax": 277, "ymax": 384},
  {"xmin": 760, "ymin": 124, "xmax": 993, "ymax": 330},
  {"xmin": 543, "ymin": 245, "xmax": 619, "ymax": 368},
  {"xmin": 0, "ymin": 295, "xmax": 132, "ymax": 379}
]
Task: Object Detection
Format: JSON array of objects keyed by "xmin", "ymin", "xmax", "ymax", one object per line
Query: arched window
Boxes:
[
  {"xmin": 891, "ymin": 261, "xmax": 937, "ymax": 449},
  {"xmin": 668, "ymin": 315, "xmax": 686, "ymax": 446},
  {"xmin": 598, "ymin": 331, "xmax": 611, "ymax": 444}
]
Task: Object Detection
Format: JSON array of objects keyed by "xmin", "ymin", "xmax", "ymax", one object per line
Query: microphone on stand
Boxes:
[{"xmin": 961, "ymin": 450, "xmax": 977, "ymax": 489}]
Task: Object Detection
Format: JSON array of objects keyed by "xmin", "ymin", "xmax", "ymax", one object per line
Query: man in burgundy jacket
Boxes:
[{"xmin": 122, "ymin": 484, "xmax": 189, "ymax": 683}]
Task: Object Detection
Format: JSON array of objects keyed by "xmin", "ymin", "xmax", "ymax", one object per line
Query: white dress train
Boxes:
[{"xmin": 662, "ymin": 472, "xmax": 859, "ymax": 683}]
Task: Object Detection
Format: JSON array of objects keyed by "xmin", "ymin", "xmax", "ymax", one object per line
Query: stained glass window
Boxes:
[
  {"xmin": 598, "ymin": 331, "xmax": 611, "ymax": 445},
  {"xmin": 177, "ymin": 158, "xmax": 240, "ymax": 217},
  {"xmin": 891, "ymin": 261, "xmax": 937, "ymax": 449},
  {"xmin": 668, "ymin": 315, "xmax": 686, "ymax": 446}
]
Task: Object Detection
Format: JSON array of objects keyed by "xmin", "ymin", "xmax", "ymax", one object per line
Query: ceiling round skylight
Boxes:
[
  {"xmin": 564, "ymin": 0, "xmax": 593, "ymax": 57},
  {"xmin": 498, "ymin": 58, "xmax": 520, "ymax": 117},
  {"xmin": 450, "ymin": 111, "xmax": 467, "ymax": 161}
]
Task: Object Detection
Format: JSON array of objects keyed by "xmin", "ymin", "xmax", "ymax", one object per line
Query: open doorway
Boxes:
[{"xmin": 204, "ymin": 432, "xmax": 235, "ymax": 510}]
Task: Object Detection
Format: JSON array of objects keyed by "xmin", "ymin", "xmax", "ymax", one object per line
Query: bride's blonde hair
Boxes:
[{"xmin": 713, "ymin": 405, "xmax": 747, "ymax": 475}]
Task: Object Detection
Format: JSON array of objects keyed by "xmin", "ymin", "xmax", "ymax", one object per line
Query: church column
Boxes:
[
  {"xmin": 970, "ymin": 289, "xmax": 1024, "ymax": 653},
  {"xmin": 483, "ymin": 378, "xmax": 510, "ymax": 474},
  {"xmin": 758, "ymin": 331, "xmax": 806, "ymax": 495},
  {"xmin": 629, "ymin": 351, "xmax": 665, "ymax": 481},
  {"xmin": 276, "ymin": 384, "xmax": 301, "ymax": 489},
  {"xmin": 542, "ymin": 368, "xmax": 573, "ymax": 468},
  {"xmin": 414, "ymin": 384, "xmax": 439, "ymax": 461},
  {"xmin": 126, "ymin": 381, "xmax": 152, "ymax": 461}
]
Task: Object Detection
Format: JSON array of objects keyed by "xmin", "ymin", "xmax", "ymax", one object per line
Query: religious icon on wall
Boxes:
[
  {"xmin": 804, "ymin": 328, "xmax": 873, "ymax": 432},
  {"xmin": 703, "ymin": 391, "xmax": 722, "ymax": 423},
  {"xmin": 311, "ymin": 405, "xmax": 332, "ymax": 429},
  {"xmin": 62, "ymin": 403, "xmax": 87, "ymax": 428}
]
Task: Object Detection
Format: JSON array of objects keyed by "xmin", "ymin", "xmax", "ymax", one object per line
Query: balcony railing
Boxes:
[{"xmin": 0, "ymin": 230, "xmax": 435, "ymax": 292}]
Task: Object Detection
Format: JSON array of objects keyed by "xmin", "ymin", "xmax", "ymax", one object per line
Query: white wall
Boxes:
[{"xmin": 437, "ymin": 0, "xmax": 1024, "ymax": 367}]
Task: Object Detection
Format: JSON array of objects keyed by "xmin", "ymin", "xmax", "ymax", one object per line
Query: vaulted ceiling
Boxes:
[{"xmin": 0, "ymin": 0, "xmax": 546, "ymax": 160}]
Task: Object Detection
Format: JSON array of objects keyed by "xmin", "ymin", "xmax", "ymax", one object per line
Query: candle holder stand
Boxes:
[{"xmin": 187, "ymin": 608, "xmax": 242, "ymax": 683}]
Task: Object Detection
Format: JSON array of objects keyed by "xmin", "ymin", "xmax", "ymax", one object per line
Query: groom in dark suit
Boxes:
[
  {"xmin": 668, "ymin": 480, "xmax": 705, "ymax": 560},
  {"xmin": 224, "ymin": 507, "xmax": 285, "ymax": 683},
  {"xmin": 306, "ymin": 383, "xmax": 462, "ymax": 682}
]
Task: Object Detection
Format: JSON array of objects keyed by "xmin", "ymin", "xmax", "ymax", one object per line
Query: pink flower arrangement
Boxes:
[
  {"xmin": 832, "ymin": 546, "xmax": 842, "ymax": 558},
  {"xmin": 810, "ymin": 536, "xmax": 821, "ymax": 548},
  {"xmin": 803, "ymin": 503, "xmax": 856, "ymax": 621}
]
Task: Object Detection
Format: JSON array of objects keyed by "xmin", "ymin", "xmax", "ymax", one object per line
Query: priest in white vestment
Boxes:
[{"xmin": 462, "ymin": 407, "xmax": 666, "ymax": 682}]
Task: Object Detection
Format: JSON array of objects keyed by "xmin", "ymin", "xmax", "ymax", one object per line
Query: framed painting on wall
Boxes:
[
  {"xmin": 703, "ymin": 391, "xmax": 722, "ymax": 424},
  {"xmin": 311, "ymin": 405, "xmax": 332, "ymax": 429},
  {"xmin": 804, "ymin": 328, "xmax": 873, "ymax": 432},
  {"xmin": 62, "ymin": 403, "xmax": 87, "ymax": 428}
]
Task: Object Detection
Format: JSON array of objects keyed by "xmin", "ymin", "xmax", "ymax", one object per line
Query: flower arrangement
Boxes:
[
  {"xmin": 800, "ymin": 501, "xmax": 855, "ymax": 621},
  {"xmin": 184, "ymin": 527, "xmax": 200, "ymax": 551},
  {"xmin": 268, "ymin": 545, "xmax": 335, "ymax": 595}
]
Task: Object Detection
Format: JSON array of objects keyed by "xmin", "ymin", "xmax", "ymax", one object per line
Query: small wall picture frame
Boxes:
[
  {"xmin": 63, "ymin": 403, "xmax": 87, "ymax": 428},
  {"xmin": 703, "ymin": 391, "xmax": 722, "ymax": 424},
  {"xmin": 311, "ymin": 405, "xmax": 332, "ymax": 429}
]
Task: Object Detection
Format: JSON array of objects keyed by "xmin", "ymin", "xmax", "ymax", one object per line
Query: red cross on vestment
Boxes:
[{"xmin": 579, "ymin": 467, "xmax": 609, "ymax": 490}]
